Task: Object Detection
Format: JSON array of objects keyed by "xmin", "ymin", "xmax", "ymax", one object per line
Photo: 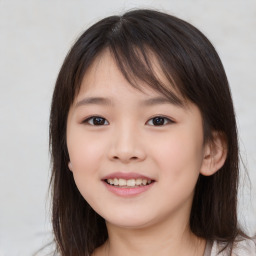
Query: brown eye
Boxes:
[
  {"xmin": 84, "ymin": 116, "xmax": 109, "ymax": 126},
  {"xmin": 147, "ymin": 116, "xmax": 173, "ymax": 126},
  {"xmin": 153, "ymin": 117, "xmax": 165, "ymax": 125}
]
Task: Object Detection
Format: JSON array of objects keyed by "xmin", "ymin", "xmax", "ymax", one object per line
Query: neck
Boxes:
[{"xmin": 95, "ymin": 219, "xmax": 206, "ymax": 256}]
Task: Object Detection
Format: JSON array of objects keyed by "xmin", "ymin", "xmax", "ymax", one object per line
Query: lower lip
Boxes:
[{"xmin": 103, "ymin": 182, "xmax": 154, "ymax": 197}]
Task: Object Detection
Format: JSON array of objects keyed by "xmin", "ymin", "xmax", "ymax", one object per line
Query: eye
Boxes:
[
  {"xmin": 146, "ymin": 116, "xmax": 173, "ymax": 126},
  {"xmin": 83, "ymin": 116, "xmax": 109, "ymax": 126}
]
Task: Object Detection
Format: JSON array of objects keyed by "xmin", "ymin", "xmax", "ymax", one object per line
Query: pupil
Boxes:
[
  {"xmin": 93, "ymin": 117, "xmax": 105, "ymax": 125},
  {"xmin": 153, "ymin": 117, "xmax": 164, "ymax": 125}
]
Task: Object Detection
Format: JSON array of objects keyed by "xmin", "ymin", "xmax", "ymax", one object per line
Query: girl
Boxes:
[{"xmin": 49, "ymin": 9, "xmax": 255, "ymax": 256}]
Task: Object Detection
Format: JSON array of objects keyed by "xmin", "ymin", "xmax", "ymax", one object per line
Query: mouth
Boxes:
[
  {"xmin": 104, "ymin": 178, "xmax": 154, "ymax": 188},
  {"xmin": 102, "ymin": 173, "xmax": 155, "ymax": 197}
]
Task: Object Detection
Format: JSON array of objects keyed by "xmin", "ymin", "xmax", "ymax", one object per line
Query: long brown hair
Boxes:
[{"xmin": 50, "ymin": 9, "xmax": 245, "ymax": 255}]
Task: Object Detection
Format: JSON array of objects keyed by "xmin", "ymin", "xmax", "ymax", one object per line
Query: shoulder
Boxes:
[
  {"xmin": 231, "ymin": 237, "xmax": 256, "ymax": 255},
  {"xmin": 208, "ymin": 237, "xmax": 256, "ymax": 256}
]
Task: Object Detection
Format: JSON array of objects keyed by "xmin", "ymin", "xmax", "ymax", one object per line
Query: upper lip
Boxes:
[{"xmin": 102, "ymin": 172, "xmax": 154, "ymax": 180}]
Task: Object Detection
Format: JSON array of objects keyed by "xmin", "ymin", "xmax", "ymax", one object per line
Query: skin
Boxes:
[{"xmin": 66, "ymin": 50, "xmax": 226, "ymax": 256}]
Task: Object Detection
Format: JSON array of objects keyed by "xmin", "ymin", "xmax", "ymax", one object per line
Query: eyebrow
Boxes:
[
  {"xmin": 75, "ymin": 96, "xmax": 184, "ymax": 108},
  {"xmin": 142, "ymin": 96, "xmax": 183, "ymax": 106},
  {"xmin": 75, "ymin": 97, "xmax": 112, "ymax": 107}
]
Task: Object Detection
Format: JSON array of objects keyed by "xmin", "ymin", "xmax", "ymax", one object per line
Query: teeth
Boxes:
[
  {"xmin": 106, "ymin": 178, "xmax": 152, "ymax": 187},
  {"xmin": 119, "ymin": 178, "xmax": 126, "ymax": 186},
  {"xmin": 127, "ymin": 179, "xmax": 135, "ymax": 186},
  {"xmin": 135, "ymin": 178, "xmax": 142, "ymax": 185}
]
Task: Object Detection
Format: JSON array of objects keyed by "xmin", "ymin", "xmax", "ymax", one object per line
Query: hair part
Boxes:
[{"xmin": 50, "ymin": 9, "xmax": 245, "ymax": 255}]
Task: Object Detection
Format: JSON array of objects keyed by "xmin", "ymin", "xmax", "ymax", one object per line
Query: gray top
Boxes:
[{"xmin": 204, "ymin": 238, "xmax": 256, "ymax": 256}]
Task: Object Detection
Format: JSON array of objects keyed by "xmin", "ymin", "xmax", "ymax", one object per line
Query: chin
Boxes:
[
  {"xmin": 102, "ymin": 210, "xmax": 157, "ymax": 229},
  {"xmin": 107, "ymin": 218, "xmax": 153, "ymax": 229}
]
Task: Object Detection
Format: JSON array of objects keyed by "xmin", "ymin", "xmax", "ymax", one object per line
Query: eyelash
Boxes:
[
  {"xmin": 82, "ymin": 116, "xmax": 174, "ymax": 126},
  {"xmin": 83, "ymin": 116, "xmax": 109, "ymax": 126}
]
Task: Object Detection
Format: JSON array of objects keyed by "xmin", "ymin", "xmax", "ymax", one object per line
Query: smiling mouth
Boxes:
[{"xmin": 105, "ymin": 178, "xmax": 154, "ymax": 187}]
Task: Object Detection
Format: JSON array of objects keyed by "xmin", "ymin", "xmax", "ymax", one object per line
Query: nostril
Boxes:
[
  {"xmin": 112, "ymin": 155, "xmax": 138, "ymax": 161},
  {"xmin": 109, "ymin": 148, "xmax": 146, "ymax": 163}
]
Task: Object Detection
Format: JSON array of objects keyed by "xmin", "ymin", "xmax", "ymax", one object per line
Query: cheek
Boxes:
[
  {"xmin": 154, "ymin": 132, "xmax": 203, "ymax": 163},
  {"xmin": 67, "ymin": 128, "xmax": 106, "ymax": 176},
  {"xmin": 67, "ymin": 130, "xmax": 107, "ymax": 203},
  {"xmin": 149, "ymin": 129, "xmax": 204, "ymax": 185}
]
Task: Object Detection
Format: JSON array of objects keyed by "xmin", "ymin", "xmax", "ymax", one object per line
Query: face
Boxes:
[{"xmin": 66, "ymin": 50, "xmax": 207, "ymax": 229}]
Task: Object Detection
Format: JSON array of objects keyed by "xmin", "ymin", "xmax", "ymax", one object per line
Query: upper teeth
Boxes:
[{"xmin": 107, "ymin": 178, "xmax": 152, "ymax": 187}]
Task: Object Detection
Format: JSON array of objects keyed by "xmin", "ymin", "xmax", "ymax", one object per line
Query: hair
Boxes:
[{"xmin": 49, "ymin": 9, "xmax": 245, "ymax": 256}]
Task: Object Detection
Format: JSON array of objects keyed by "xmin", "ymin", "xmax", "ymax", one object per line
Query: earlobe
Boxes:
[
  {"xmin": 200, "ymin": 132, "xmax": 227, "ymax": 176},
  {"xmin": 68, "ymin": 161, "xmax": 73, "ymax": 171}
]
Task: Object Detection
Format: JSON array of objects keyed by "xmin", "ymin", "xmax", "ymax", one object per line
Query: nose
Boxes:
[{"xmin": 108, "ymin": 124, "xmax": 146, "ymax": 163}]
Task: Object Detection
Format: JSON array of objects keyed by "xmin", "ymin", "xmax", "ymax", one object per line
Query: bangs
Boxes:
[
  {"xmin": 72, "ymin": 13, "xmax": 188, "ymax": 107},
  {"xmin": 104, "ymin": 12, "xmax": 198, "ymax": 108},
  {"xmin": 108, "ymin": 43, "xmax": 185, "ymax": 107}
]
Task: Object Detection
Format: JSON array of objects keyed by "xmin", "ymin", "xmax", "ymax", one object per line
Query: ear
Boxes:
[
  {"xmin": 68, "ymin": 161, "xmax": 73, "ymax": 171},
  {"xmin": 200, "ymin": 131, "xmax": 227, "ymax": 176}
]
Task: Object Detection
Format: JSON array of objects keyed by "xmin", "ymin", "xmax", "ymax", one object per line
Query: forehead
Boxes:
[
  {"xmin": 76, "ymin": 49, "xmax": 186, "ymax": 107},
  {"xmin": 78, "ymin": 50, "xmax": 124, "ymax": 94}
]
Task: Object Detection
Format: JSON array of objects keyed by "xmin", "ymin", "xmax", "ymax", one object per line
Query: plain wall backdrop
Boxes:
[{"xmin": 0, "ymin": 0, "xmax": 255, "ymax": 255}]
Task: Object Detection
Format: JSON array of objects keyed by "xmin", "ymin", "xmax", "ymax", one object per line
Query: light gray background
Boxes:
[{"xmin": 0, "ymin": 0, "xmax": 255, "ymax": 255}]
